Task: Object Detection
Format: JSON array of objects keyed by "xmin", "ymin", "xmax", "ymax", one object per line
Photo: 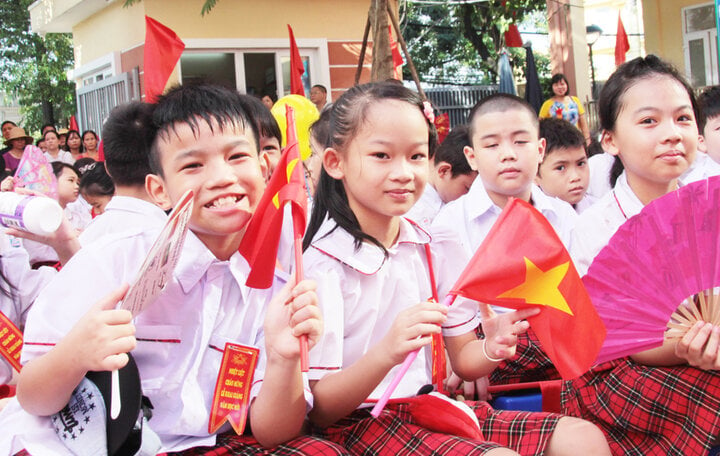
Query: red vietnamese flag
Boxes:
[
  {"xmin": 144, "ymin": 16, "xmax": 185, "ymax": 103},
  {"xmin": 615, "ymin": 12, "xmax": 630, "ymax": 66},
  {"xmin": 69, "ymin": 115, "xmax": 78, "ymax": 132},
  {"xmin": 238, "ymin": 105, "xmax": 307, "ymax": 289},
  {"xmin": 389, "ymin": 26, "xmax": 404, "ymax": 80},
  {"xmin": 288, "ymin": 25, "xmax": 305, "ymax": 96},
  {"xmin": 450, "ymin": 198, "xmax": 605, "ymax": 379},
  {"xmin": 504, "ymin": 24, "xmax": 524, "ymax": 48},
  {"xmin": 434, "ymin": 113, "xmax": 450, "ymax": 145}
]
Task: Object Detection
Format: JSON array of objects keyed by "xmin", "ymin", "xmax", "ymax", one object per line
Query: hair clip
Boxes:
[{"xmin": 422, "ymin": 101, "xmax": 435, "ymax": 124}]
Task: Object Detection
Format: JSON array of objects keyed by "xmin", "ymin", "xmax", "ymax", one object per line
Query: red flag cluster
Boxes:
[{"xmin": 449, "ymin": 199, "xmax": 606, "ymax": 379}]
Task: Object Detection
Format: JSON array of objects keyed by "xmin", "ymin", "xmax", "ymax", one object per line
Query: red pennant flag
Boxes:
[
  {"xmin": 287, "ymin": 25, "xmax": 305, "ymax": 96},
  {"xmin": 389, "ymin": 26, "xmax": 404, "ymax": 80},
  {"xmin": 69, "ymin": 115, "xmax": 78, "ymax": 132},
  {"xmin": 239, "ymin": 105, "xmax": 307, "ymax": 289},
  {"xmin": 144, "ymin": 16, "xmax": 185, "ymax": 103},
  {"xmin": 208, "ymin": 343, "xmax": 259, "ymax": 435},
  {"xmin": 434, "ymin": 113, "xmax": 450, "ymax": 145},
  {"xmin": 504, "ymin": 24, "xmax": 524, "ymax": 48},
  {"xmin": 615, "ymin": 12, "xmax": 630, "ymax": 66},
  {"xmin": 449, "ymin": 199, "xmax": 606, "ymax": 379},
  {"xmin": 97, "ymin": 139, "xmax": 104, "ymax": 162}
]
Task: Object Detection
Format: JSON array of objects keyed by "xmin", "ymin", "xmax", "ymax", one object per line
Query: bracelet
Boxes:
[{"xmin": 482, "ymin": 339, "xmax": 504, "ymax": 363}]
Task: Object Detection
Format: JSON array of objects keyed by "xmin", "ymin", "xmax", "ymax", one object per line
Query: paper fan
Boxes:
[
  {"xmin": 584, "ymin": 175, "xmax": 720, "ymax": 364},
  {"xmin": 13, "ymin": 145, "xmax": 58, "ymax": 198}
]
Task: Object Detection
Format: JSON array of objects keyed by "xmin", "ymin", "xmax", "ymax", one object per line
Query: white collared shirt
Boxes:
[
  {"xmin": 431, "ymin": 179, "xmax": 577, "ymax": 336},
  {"xmin": 681, "ymin": 152, "xmax": 720, "ymax": 184},
  {"xmin": 305, "ymin": 217, "xmax": 435, "ymax": 403},
  {"xmin": 79, "ymin": 196, "xmax": 168, "ymax": 245},
  {"xmin": 570, "ymin": 172, "xmax": 644, "ymax": 276},
  {"xmin": 406, "ymin": 184, "xmax": 443, "ymax": 231},
  {"xmin": 586, "ymin": 152, "xmax": 615, "ymax": 201},
  {"xmin": 3, "ymin": 228, "xmax": 298, "ymax": 454}
]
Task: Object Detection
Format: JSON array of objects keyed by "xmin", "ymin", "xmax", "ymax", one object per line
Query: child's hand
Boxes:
[
  {"xmin": 264, "ymin": 279, "xmax": 323, "ymax": 362},
  {"xmin": 60, "ymin": 284, "xmax": 136, "ymax": 373},
  {"xmin": 378, "ymin": 301, "xmax": 448, "ymax": 366},
  {"xmin": 479, "ymin": 304, "xmax": 539, "ymax": 361},
  {"xmin": 675, "ymin": 321, "xmax": 720, "ymax": 370}
]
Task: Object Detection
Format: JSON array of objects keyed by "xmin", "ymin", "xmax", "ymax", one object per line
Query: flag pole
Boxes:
[
  {"xmin": 292, "ymin": 208, "xmax": 309, "ymax": 372},
  {"xmin": 370, "ymin": 293, "xmax": 456, "ymax": 418}
]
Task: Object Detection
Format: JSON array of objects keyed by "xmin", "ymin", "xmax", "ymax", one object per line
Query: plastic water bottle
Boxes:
[{"xmin": 0, "ymin": 193, "xmax": 63, "ymax": 235}]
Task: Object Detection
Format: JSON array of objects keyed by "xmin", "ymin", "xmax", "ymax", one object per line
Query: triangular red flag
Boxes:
[
  {"xmin": 615, "ymin": 12, "xmax": 630, "ymax": 67},
  {"xmin": 69, "ymin": 115, "xmax": 78, "ymax": 132},
  {"xmin": 504, "ymin": 24, "xmax": 524, "ymax": 48},
  {"xmin": 434, "ymin": 113, "xmax": 450, "ymax": 145},
  {"xmin": 449, "ymin": 199, "xmax": 606, "ymax": 379},
  {"xmin": 389, "ymin": 26, "xmax": 404, "ymax": 80},
  {"xmin": 238, "ymin": 105, "xmax": 307, "ymax": 289},
  {"xmin": 287, "ymin": 25, "xmax": 305, "ymax": 96},
  {"xmin": 97, "ymin": 139, "xmax": 105, "ymax": 162},
  {"xmin": 144, "ymin": 16, "xmax": 185, "ymax": 103}
]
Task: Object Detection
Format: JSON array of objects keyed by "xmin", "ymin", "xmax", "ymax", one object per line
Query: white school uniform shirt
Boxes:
[
  {"xmin": 43, "ymin": 150, "xmax": 75, "ymax": 165},
  {"xmin": 65, "ymin": 198, "xmax": 92, "ymax": 231},
  {"xmin": 0, "ymin": 232, "xmax": 56, "ymax": 384},
  {"xmin": 570, "ymin": 172, "xmax": 643, "ymax": 277},
  {"xmin": 406, "ymin": 184, "xmax": 444, "ymax": 231},
  {"xmin": 0, "ymin": 229, "xmax": 305, "ymax": 454},
  {"xmin": 681, "ymin": 151, "xmax": 720, "ymax": 184},
  {"xmin": 586, "ymin": 152, "xmax": 615, "ymax": 201},
  {"xmin": 305, "ymin": 217, "xmax": 435, "ymax": 404},
  {"xmin": 79, "ymin": 196, "xmax": 168, "ymax": 245},
  {"xmin": 431, "ymin": 179, "xmax": 578, "ymax": 337}
]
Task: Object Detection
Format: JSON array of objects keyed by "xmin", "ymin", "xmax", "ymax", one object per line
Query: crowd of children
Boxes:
[{"xmin": 0, "ymin": 54, "xmax": 717, "ymax": 455}]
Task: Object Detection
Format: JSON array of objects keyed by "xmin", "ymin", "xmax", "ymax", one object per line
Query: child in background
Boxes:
[
  {"xmin": 566, "ymin": 55, "xmax": 720, "ymax": 455},
  {"xmin": 240, "ymin": 95, "xmax": 283, "ymax": 179},
  {"xmin": 78, "ymin": 101, "xmax": 167, "ymax": 246},
  {"xmin": 433, "ymin": 94, "xmax": 577, "ymax": 387},
  {"xmin": 407, "ymin": 125, "xmax": 477, "ymax": 229},
  {"xmin": 682, "ymin": 85, "xmax": 720, "ymax": 182},
  {"xmin": 306, "ymin": 108, "xmax": 332, "ymax": 196},
  {"xmin": 304, "ymin": 82, "xmax": 609, "ymax": 456},
  {"xmin": 1, "ymin": 83, "xmax": 340, "ymax": 455},
  {"xmin": 536, "ymin": 118, "xmax": 593, "ymax": 212},
  {"xmin": 78, "ymin": 162, "xmax": 115, "ymax": 215}
]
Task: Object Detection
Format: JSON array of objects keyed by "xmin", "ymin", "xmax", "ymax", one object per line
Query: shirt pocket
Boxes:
[{"xmin": 133, "ymin": 324, "xmax": 182, "ymax": 391}]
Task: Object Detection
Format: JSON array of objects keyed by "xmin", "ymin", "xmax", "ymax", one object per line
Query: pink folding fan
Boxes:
[{"xmin": 583, "ymin": 175, "xmax": 720, "ymax": 364}]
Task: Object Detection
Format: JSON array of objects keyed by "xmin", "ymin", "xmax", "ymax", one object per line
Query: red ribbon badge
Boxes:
[
  {"xmin": 0, "ymin": 311, "xmax": 22, "ymax": 372},
  {"xmin": 208, "ymin": 343, "xmax": 259, "ymax": 435}
]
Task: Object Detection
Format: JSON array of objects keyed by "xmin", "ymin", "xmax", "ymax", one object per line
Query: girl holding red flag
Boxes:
[
  {"xmin": 567, "ymin": 55, "xmax": 720, "ymax": 454},
  {"xmin": 302, "ymin": 81, "xmax": 609, "ymax": 456}
]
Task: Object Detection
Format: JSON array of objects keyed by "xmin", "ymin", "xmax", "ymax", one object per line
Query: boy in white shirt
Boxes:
[
  {"xmin": 406, "ymin": 125, "xmax": 477, "ymax": 229},
  {"xmin": 433, "ymin": 94, "xmax": 576, "ymax": 388},
  {"xmin": 79, "ymin": 102, "xmax": 167, "ymax": 245},
  {"xmin": 536, "ymin": 118, "xmax": 595, "ymax": 212},
  {"xmin": 2, "ymin": 84, "xmax": 340, "ymax": 455}
]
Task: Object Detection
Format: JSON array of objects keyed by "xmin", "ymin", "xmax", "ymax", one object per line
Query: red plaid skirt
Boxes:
[
  {"xmin": 164, "ymin": 433, "xmax": 348, "ymax": 456},
  {"xmin": 312, "ymin": 401, "xmax": 560, "ymax": 455},
  {"xmin": 476, "ymin": 328, "xmax": 560, "ymax": 385},
  {"xmin": 562, "ymin": 357, "xmax": 720, "ymax": 455}
]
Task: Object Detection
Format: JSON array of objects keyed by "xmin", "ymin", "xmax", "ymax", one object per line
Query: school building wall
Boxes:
[{"xmin": 642, "ymin": 0, "xmax": 704, "ymax": 70}]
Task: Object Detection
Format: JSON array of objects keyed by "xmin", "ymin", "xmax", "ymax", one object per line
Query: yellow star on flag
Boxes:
[
  {"xmin": 272, "ymin": 158, "xmax": 299, "ymax": 209},
  {"xmin": 497, "ymin": 257, "xmax": 573, "ymax": 315}
]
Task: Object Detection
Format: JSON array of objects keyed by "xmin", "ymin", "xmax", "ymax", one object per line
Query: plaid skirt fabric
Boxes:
[
  {"xmin": 312, "ymin": 401, "xmax": 560, "ymax": 456},
  {"xmin": 561, "ymin": 357, "xmax": 720, "ymax": 456},
  {"xmin": 165, "ymin": 433, "xmax": 349, "ymax": 456},
  {"xmin": 476, "ymin": 327, "xmax": 560, "ymax": 385}
]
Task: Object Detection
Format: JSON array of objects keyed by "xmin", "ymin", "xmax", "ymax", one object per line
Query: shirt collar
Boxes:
[
  {"xmin": 614, "ymin": 172, "xmax": 645, "ymax": 219},
  {"xmin": 310, "ymin": 217, "xmax": 431, "ymax": 275},
  {"xmin": 466, "ymin": 178, "xmax": 498, "ymax": 220}
]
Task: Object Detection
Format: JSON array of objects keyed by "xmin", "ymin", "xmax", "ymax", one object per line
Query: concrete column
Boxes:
[{"xmin": 546, "ymin": 0, "xmax": 591, "ymax": 103}]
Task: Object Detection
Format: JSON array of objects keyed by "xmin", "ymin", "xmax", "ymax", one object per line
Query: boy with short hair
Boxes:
[
  {"xmin": 536, "ymin": 118, "xmax": 593, "ymax": 212},
  {"xmin": 683, "ymin": 85, "xmax": 720, "ymax": 183},
  {"xmin": 433, "ymin": 94, "xmax": 576, "ymax": 386},
  {"xmin": 79, "ymin": 102, "xmax": 167, "ymax": 245},
  {"xmin": 406, "ymin": 125, "xmax": 477, "ymax": 229},
  {"xmin": 3, "ymin": 84, "xmax": 340, "ymax": 455}
]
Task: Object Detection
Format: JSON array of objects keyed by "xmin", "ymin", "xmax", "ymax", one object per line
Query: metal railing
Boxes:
[
  {"xmin": 76, "ymin": 68, "xmax": 140, "ymax": 134},
  {"xmin": 424, "ymin": 85, "xmax": 499, "ymax": 128}
]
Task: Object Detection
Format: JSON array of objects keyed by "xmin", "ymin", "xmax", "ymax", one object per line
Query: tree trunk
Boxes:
[
  {"xmin": 370, "ymin": 0, "xmax": 393, "ymax": 81},
  {"xmin": 41, "ymin": 99, "xmax": 54, "ymax": 127}
]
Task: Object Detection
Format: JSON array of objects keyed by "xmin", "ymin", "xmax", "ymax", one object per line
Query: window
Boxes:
[
  {"xmin": 683, "ymin": 3, "xmax": 718, "ymax": 87},
  {"xmin": 178, "ymin": 39, "xmax": 329, "ymax": 100}
]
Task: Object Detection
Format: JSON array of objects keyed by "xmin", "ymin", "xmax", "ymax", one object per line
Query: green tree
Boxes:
[
  {"xmin": 0, "ymin": 0, "xmax": 76, "ymax": 132},
  {"xmin": 402, "ymin": 1, "xmax": 549, "ymax": 85}
]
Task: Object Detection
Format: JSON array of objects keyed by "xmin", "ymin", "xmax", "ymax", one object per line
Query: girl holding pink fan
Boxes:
[{"xmin": 567, "ymin": 55, "xmax": 720, "ymax": 454}]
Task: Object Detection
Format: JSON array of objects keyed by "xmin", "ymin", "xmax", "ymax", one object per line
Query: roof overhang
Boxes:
[{"xmin": 29, "ymin": 0, "xmax": 117, "ymax": 35}]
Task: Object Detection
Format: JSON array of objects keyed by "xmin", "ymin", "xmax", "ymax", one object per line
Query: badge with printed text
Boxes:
[
  {"xmin": 0, "ymin": 311, "xmax": 23, "ymax": 372},
  {"xmin": 209, "ymin": 343, "xmax": 259, "ymax": 435}
]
